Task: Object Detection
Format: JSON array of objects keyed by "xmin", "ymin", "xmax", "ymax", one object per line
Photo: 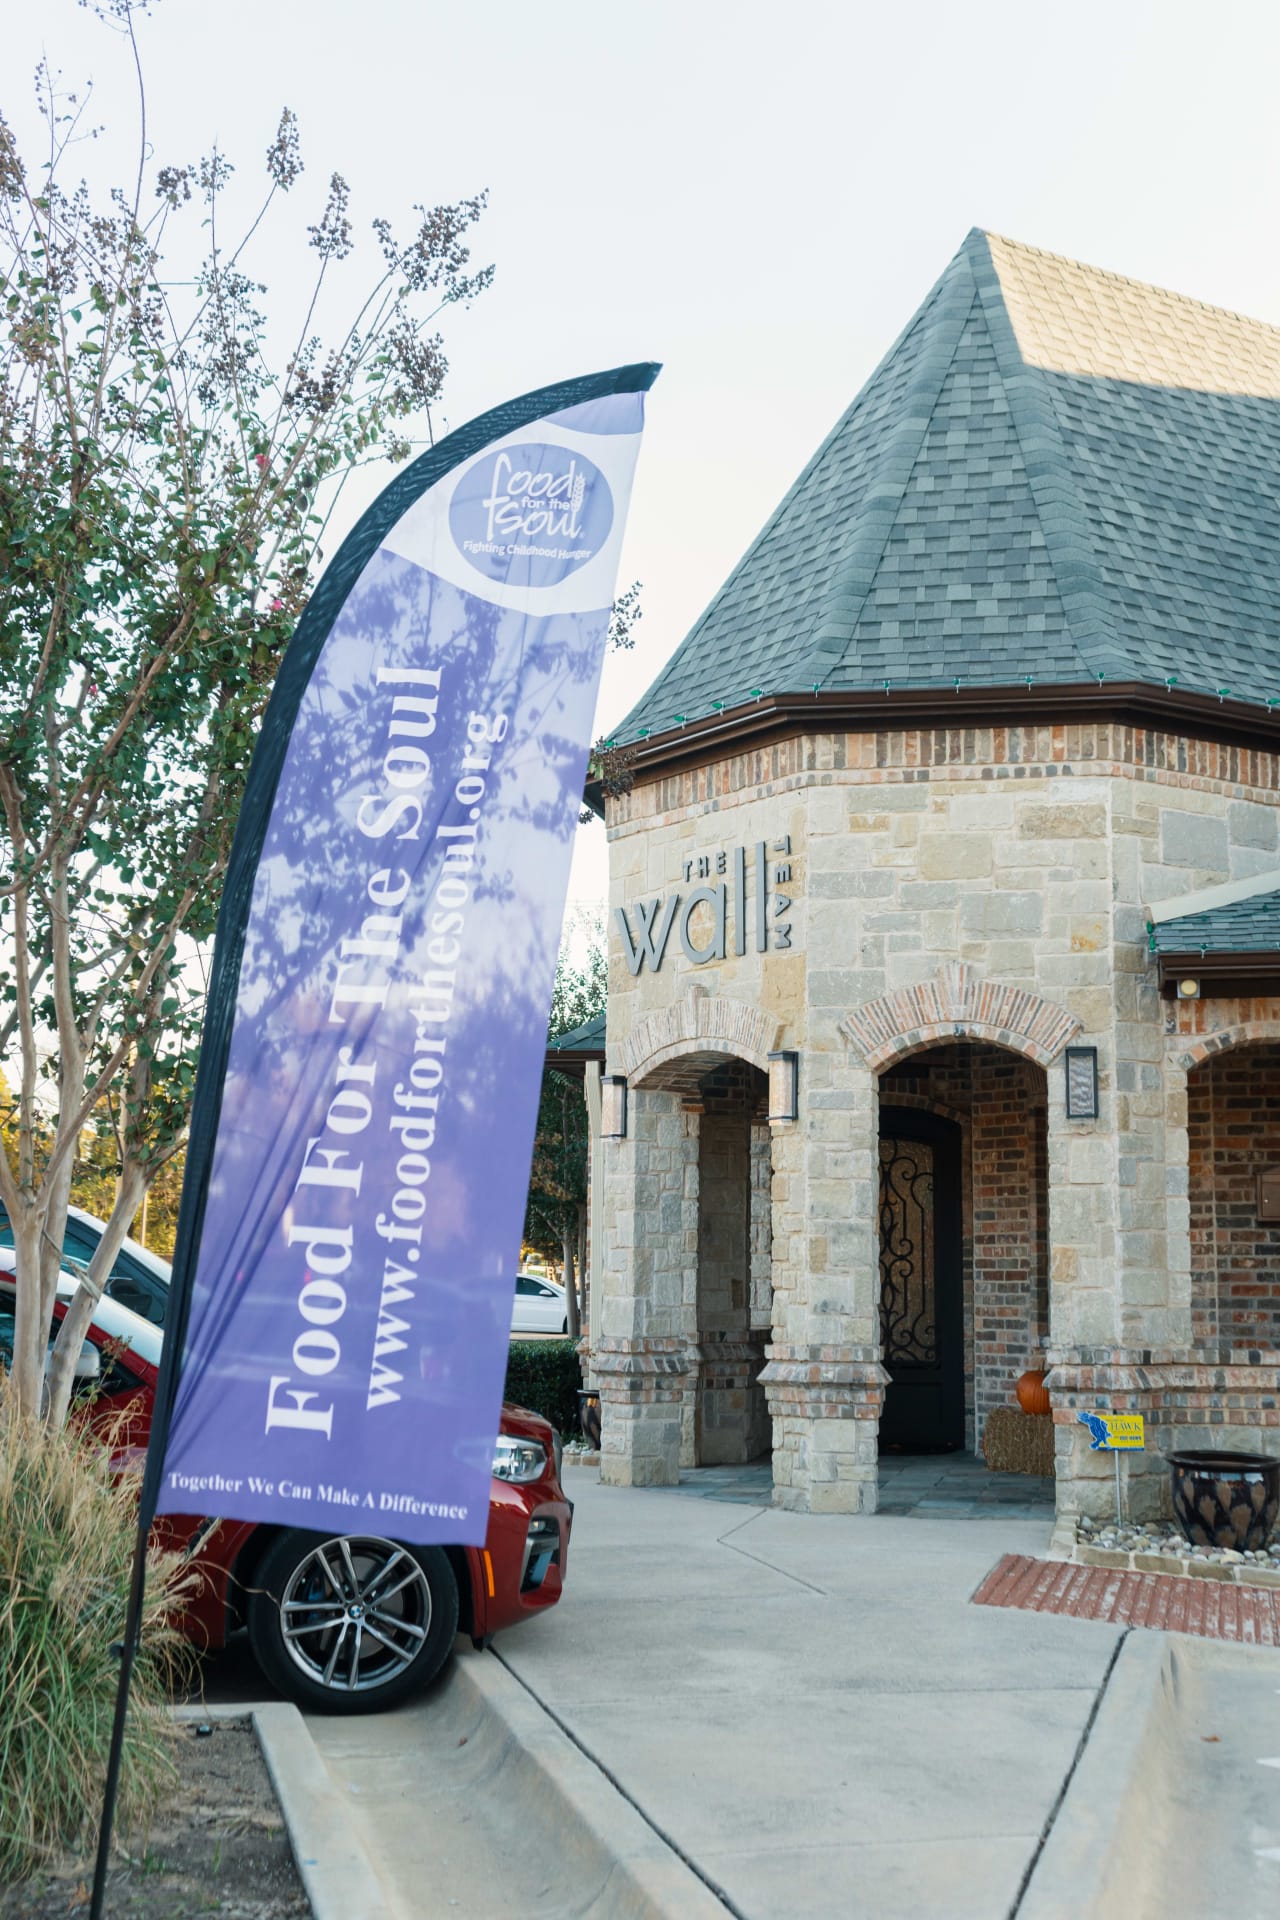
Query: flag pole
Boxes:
[{"xmin": 89, "ymin": 1514, "xmax": 151, "ymax": 1920}]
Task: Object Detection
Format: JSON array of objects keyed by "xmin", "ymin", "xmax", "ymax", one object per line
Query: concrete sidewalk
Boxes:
[
  {"xmin": 238, "ymin": 1470, "xmax": 1280, "ymax": 1916},
  {"xmin": 490, "ymin": 1474, "xmax": 1120, "ymax": 1918}
]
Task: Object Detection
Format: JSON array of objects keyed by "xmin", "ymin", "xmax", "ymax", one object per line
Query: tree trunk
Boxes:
[
  {"xmin": 562, "ymin": 1232, "xmax": 580, "ymax": 1341},
  {"xmin": 44, "ymin": 1163, "xmax": 146, "ymax": 1429},
  {"xmin": 6, "ymin": 1204, "xmax": 47, "ymax": 1420}
]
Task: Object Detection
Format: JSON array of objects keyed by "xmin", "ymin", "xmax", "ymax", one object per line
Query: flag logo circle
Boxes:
[{"xmin": 449, "ymin": 439, "xmax": 613, "ymax": 586}]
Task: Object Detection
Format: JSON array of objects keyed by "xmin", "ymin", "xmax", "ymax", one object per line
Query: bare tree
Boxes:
[{"xmin": 0, "ymin": 1, "xmax": 492, "ymax": 1423}]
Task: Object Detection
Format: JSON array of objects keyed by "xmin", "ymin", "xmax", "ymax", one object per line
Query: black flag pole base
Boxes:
[{"xmin": 89, "ymin": 1510, "xmax": 151, "ymax": 1920}]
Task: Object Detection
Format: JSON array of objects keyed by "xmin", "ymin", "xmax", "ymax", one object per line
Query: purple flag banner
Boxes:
[{"xmin": 151, "ymin": 367, "xmax": 655, "ymax": 1546}]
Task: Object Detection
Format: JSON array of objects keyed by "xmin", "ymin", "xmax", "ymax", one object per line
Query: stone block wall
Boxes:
[
  {"xmin": 749, "ymin": 1122, "xmax": 772, "ymax": 1328},
  {"xmin": 602, "ymin": 722, "xmax": 1280, "ymax": 1516}
]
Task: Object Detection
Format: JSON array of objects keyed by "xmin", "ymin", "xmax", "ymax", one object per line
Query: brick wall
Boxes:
[
  {"xmin": 971, "ymin": 1050, "xmax": 1048, "ymax": 1432},
  {"xmin": 1188, "ymin": 1043, "xmax": 1280, "ymax": 1350}
]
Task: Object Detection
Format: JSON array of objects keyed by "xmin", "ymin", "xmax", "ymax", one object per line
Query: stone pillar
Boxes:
[
  {"xmin": 1046, "ymin": 1045, "xmax": 1192, "ymax": 1520},
  {"xmin": 1046, "ymin": 859, "xmax": 1195, "ymax": 1519},
  {"xmin": 760, "ymin": 1050, "xmax": 886, "ymax": 1512},
  {"xmin": 597, "ymin": 1085, "xmax": 699, "ymax": 1487}
]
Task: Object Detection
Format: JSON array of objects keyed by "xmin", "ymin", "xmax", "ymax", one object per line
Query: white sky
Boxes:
[{"xmin": 10, "ymin": 0, "xmax": 1280, "ymax": 924}]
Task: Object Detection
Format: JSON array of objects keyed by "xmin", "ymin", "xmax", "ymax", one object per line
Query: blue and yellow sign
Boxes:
[{"xmin": 1077, "ymin": 1411, "xmax": 1145, "ymax": 1451}]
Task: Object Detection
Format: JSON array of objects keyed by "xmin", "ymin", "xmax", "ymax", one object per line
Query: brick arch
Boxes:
[
  {"xmin": 874, "ymin": 1087, "xmax": 970, "ymax": 1131},
  {"xmin": 840, "ymin": 962, "xmax": 1080, "ymax": 1072},
  {"xmin": 620, "ymin": 988, "xmax": 782, "ymax": 1091},
  {"xmin": 1174, "ymin": 1018, "xmax": 1280, "ymax": 1074}
]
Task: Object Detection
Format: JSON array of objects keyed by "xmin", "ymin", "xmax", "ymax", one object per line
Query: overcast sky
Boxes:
[{"xmin": 9, "ymin": 0, "xmax": 1280, "ymax": 919}]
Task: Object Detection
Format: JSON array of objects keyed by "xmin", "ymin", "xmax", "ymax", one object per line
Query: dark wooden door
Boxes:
[{"xmin": 877, "ymin": 1107, "xmax": 964, "ymax": 1452}]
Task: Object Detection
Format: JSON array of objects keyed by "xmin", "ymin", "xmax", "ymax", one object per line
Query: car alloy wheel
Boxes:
[{"xmin": 247, "ymin": 1530, "xmax": 458, "ymax": 1713}]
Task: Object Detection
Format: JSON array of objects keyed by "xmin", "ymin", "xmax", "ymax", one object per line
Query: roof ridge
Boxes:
[
  {"xmin": 967, "ymin": 231, "xmax": 1136, "ymax": 685},
  {"xmin": 804, "ymin": 251, "xmax": 978, "ymax": 683},
  {"xmin": 978, "ymin": 228, "xmax": 1280, "ymax": 340}
]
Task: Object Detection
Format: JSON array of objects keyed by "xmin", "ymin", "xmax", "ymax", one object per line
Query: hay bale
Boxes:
[{"xmin": 982, "ymin": 1405, "xmax": 1055, "ymax": 1477}]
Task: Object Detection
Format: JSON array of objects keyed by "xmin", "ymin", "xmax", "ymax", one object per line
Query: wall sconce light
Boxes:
[
  {"xmin": 601, "ymin": 1075, "xmax": 628, "ymax": 1140},
  {"xmin": 768, "ymin": 1049, "xmax": 799, "ymax": 1123},
  {"xmin": 1064, "ymin": 1046, "xmax": 1099, "ymax": 1121},
  {"xmin": 1175, "ymin": 977, "xmax": 1201, "ymax": 1000}
]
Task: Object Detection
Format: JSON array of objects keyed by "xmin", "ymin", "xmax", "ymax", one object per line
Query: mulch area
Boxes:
[
  {"xmin": 973, "ymin": 1552, "xmax": 1280, "ymax": 1643},
  {"xmin": 1, "ymin": 1719, "xmax": 311, "ymax": 1919}
]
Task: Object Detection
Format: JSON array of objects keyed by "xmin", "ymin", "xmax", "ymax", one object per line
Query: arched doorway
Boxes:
[
  {"xmin": 600, "ymin": 1046, "xmax": 775, "ymax": 1477},
  {"xmin": 876, "ymin": 1041, "xmax": 1050, "ymax": 1460}
]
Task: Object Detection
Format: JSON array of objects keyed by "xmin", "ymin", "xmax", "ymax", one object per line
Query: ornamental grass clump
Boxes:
[{"xmin": 0, "ymin": 1391, "xmax": 194, "ymax": 1882}]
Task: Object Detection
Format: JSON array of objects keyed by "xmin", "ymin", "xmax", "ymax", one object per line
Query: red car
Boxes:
[{"xmin": 0, "ymin": 1259, "xmax": 572, "ymax": 1713}]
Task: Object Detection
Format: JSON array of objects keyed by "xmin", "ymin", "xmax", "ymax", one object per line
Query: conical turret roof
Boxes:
[{"xmin": 616, "ymin": 231, "xmax": 1280, "ymax": 748}]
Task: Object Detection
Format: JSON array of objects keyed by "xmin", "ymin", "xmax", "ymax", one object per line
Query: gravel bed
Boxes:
[{"xmin": 1076, "ymin": 1513, "xmax": 1280, "ymax": 1568}]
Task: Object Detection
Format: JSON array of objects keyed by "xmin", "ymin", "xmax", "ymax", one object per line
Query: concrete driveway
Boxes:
[
  {"xmin": 491, "ymin": 1472, "xmax": 1121, "ymax": 1919},
  {"xmin": 197, "ymin": 1465, "xmax": 1280, "ymax": 1916}
]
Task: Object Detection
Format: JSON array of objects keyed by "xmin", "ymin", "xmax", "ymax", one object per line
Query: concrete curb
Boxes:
[
  {"xmin": 461, "ymin": 1650, "xmax": 731, "ymax": 1917},
  {"xmin": 1018, "ymin": 1632, "xmax": 1164, "ymax": 1919},
  {"xmin": 178, "ymin": 1659, "xmax": 727, "ymax": 1919},
  {"xmin": 251, "ymin": 1701, "xmax": 399, "ymax": 1920},
  {"xmin": 1019, "ymin": 1630, "xmax": 1280, "ymax": 1918}
]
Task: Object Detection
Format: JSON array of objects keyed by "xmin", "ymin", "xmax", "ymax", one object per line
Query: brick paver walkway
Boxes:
[{"xmin": 973, "ymin": 1552, "xmax": 1280, "ymax": 1643}]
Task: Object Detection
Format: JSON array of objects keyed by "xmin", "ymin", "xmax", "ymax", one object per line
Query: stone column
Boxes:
[
  {"xmin": 760, "ymin": 1048, "xmax": 887, "ymax": 1512},
  {"xmin": 596, "ymin": 1085, "xmax": 698, "ymax": 1487},
  {"xmin": 1046, "ymin": 846, "xmax": 1194, "ymax": 1520}
]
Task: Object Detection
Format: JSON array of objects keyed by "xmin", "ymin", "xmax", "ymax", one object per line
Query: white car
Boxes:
[
  {"xmin": 510, "ymin": 1272, "xmax": 569, "ymax": 1335},
  {"xmin": 0, "ymin": 1199, "xmax": 171, "ymax": 1327}
]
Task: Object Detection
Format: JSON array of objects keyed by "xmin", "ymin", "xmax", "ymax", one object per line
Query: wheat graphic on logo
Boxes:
[{"xmin": 570, "ymin": 469, "xmax": 585, "ymax": 517}]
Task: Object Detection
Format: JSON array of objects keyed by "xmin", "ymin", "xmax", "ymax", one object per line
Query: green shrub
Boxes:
[
  {"xmin": 0, "ymin": 1394, "xmax": 194, "ymax": 1883},
  {"xmin": 503, "ymin": 1339, "xmax": 584, "ymax": 1437}
]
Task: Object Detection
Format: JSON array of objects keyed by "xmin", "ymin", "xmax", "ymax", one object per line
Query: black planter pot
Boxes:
[
  {"xmin": 1167, "ymin": 1450, "xmax": 1280, "ymax": 1551},
  {"xmin": 576, "ymin": 1388, "xmax": 602, "ymax": 1451}
]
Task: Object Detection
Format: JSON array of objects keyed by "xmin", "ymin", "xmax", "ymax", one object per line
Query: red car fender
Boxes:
[{"xmin": 54, "ymin": 1298, "xmax": 571, "ymax": 1655}]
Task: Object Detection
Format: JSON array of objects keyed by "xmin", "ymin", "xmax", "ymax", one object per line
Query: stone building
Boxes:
[{"xmin": 588, "ymin": 230, "xmax": 1280, "ymax": 1521}]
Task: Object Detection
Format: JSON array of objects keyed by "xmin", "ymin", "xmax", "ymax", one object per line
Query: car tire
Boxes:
[
  {"xmin": 562, "ymin": 1318, "xmax": 569, "ymax": 1334},
  {"xmin": 246, "ymin": 1529, "xmax": 458, "ymax": 1714}
]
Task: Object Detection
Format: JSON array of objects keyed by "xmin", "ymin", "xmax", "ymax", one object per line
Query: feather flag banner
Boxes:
[{"xmin": 146, "ymin": 365, "xmax": 657, "ymax": 1546}]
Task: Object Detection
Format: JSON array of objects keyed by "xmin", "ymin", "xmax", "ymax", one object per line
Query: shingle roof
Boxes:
[
  {"xmin": 616, "ymin": 231, "xmax": 1280, "ymax": 744},
  {"xmin": 547, "ymin": 1011, "xmax": 606, "ymax": 1053},
  {"xmin": 1151, "ymin": 890, "xmax": 1280, "ymax": 956}
]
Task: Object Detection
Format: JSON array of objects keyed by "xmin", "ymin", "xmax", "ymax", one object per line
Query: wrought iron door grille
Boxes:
[{"xmin": 878, "ymin": 1136, "xmax": 937, "ymax": 1368}]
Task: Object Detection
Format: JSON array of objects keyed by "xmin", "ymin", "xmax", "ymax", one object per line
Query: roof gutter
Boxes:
[
  {"xmin": 1154, "ymin": 948, "xmax": 1280, "ymax": 995},
  {"xmin": 593, "ymin": 680, "xmax": 1280, "ymax": 796}
]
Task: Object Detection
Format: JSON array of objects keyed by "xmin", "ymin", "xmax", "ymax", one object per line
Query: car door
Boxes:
[
  {"xmin": 511, "ymin": 1274, "xmax": 538, "ymax": 1332},
  {"xmin": 529, "ymin": 1280, "xmax": 564, "ymax": 1332}
]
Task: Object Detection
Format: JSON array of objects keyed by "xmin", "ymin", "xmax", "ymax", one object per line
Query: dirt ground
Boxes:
[{"xmin": 1, "ymin": 1719, "xmax": 311, "ymax": 1919}]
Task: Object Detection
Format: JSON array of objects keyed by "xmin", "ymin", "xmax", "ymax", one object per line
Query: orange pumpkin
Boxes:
[{"xmin": 1016, "ymin": 1368, "xmax": 1051, "ymax": 1417}]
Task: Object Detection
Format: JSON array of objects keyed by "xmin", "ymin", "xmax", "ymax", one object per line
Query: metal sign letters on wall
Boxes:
[{"xmin": 616, "ymin": 837, "xmax": 795, "ymax": 974}]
